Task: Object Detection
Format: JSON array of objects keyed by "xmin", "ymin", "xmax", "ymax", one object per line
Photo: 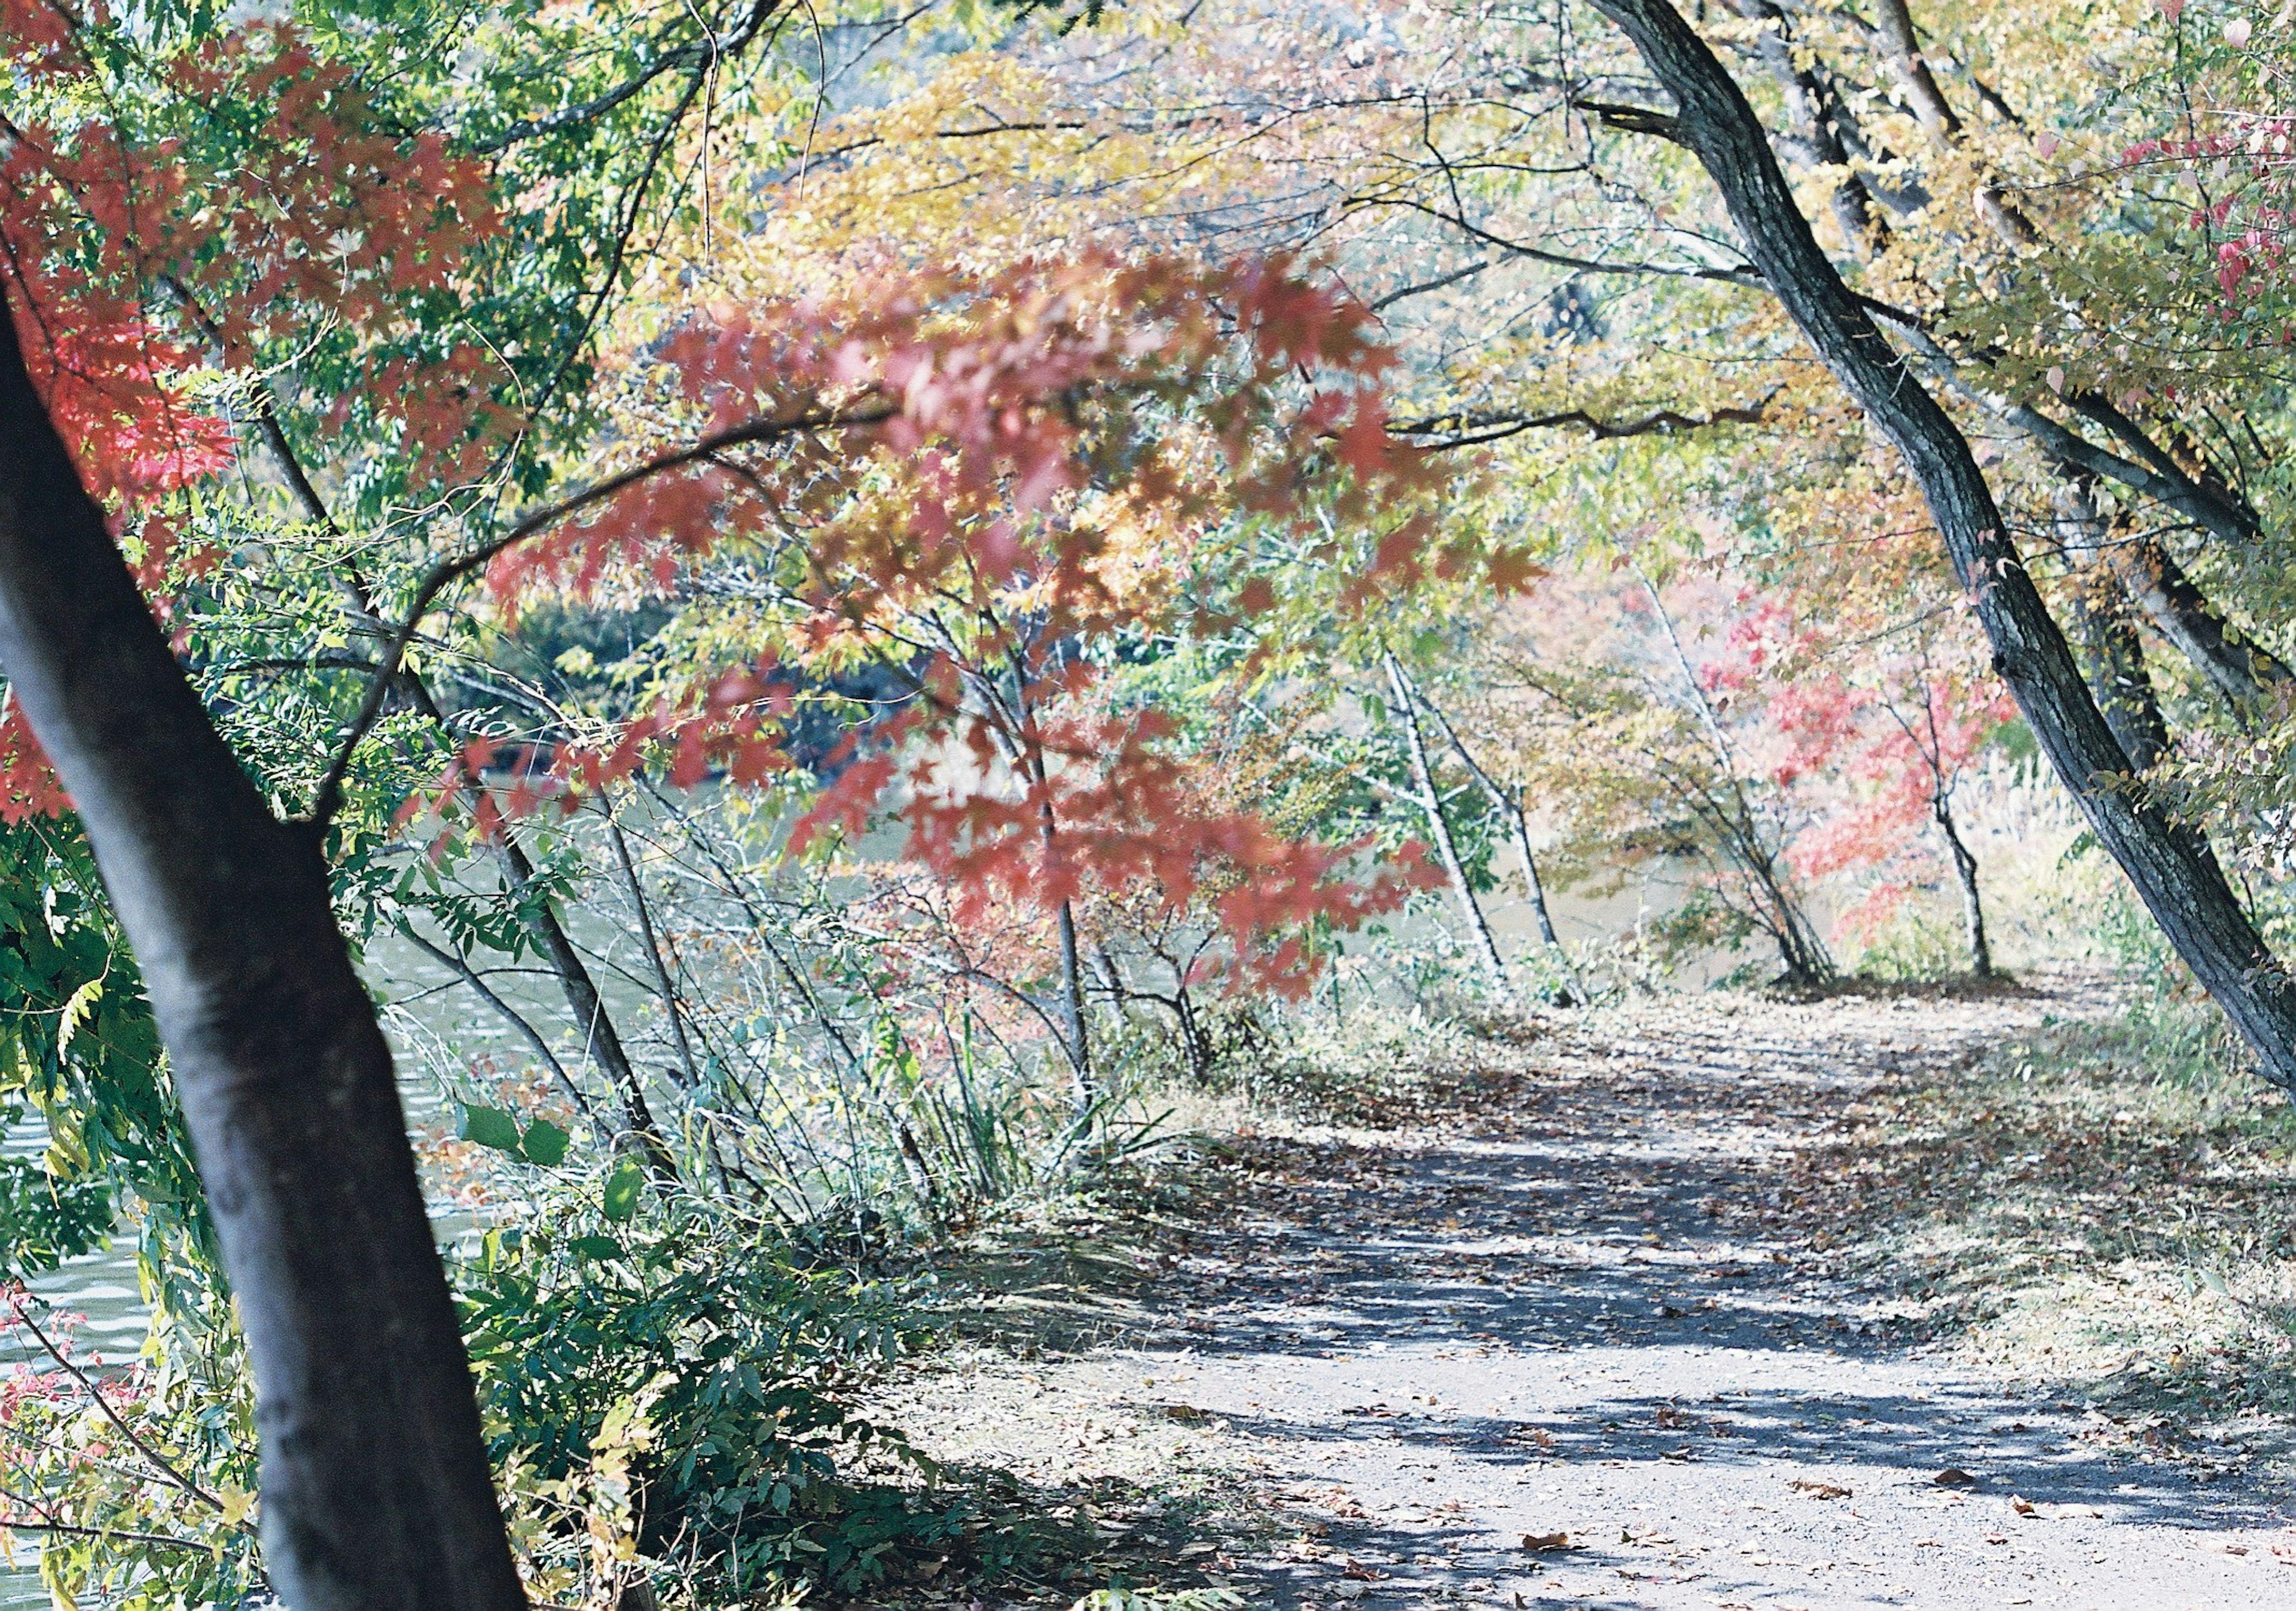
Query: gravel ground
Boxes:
[{"xmin": 887, "ymin": 983, "xmax": 2296, "ymax": 1610}]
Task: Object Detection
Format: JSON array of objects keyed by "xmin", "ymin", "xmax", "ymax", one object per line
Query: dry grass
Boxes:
[{"xmin": 1785, "ymin": 984, "xmax": 2296, "ymax": 1475}]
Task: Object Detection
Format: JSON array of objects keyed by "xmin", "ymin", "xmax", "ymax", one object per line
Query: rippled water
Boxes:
[
  {"xmin": 0, "ymin": 928, "xmax": 525, "ymax": 1610},
  {"xmin": 4, "ymin": 1115, "xmax": 150, "ymax": 1610}
]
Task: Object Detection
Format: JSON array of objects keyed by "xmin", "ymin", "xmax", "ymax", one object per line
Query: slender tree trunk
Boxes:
[
  {"xmin": 401, "ymin": 927, "xmax": 597, "ymax": 1122},
  {"xmin": 1593, "ymin": 0, "xmax": 2296, "ymax": 1086},
  {"xmin": 225, "ymin": 328, "xmax": 667, "ymax": 1176},
  {"xmin": 1510, "ymin": 800, "xmax": 1564, "ymax": 951},
  {"xmin": 0, "ymin": 291, "xmax": 523, "ymax": 1606},
  {"xmin": 494, "ymin": 832, "xmax": 679, "ymax": 1184},
  {"xmin": 1723, "ymin": 820, "xmax": 1835, "ymax": 983},
  {"xmin": 1004, "ymin": 659, "xmax": 1094, "ymax": 1110},
  {"xmin": 1931, "ymin": 796, "xmax": 1993, "ymax": 979},
  {"xmin": 609, "ymin": 815, "xmax": 703, "ymax": 1087},
  {"xmin": 1504, "ymin": 791, "xmax": 1585, "ymax": 1004},
  {"xmin": 1409, "ymin": 686, "xmax": 1583, "ymax": 1004},
  {"xmin": 1637, "ymin": 573, "xmax": 1833, "ymax": 982},
  {"xmin": 1385, "ymin": 653, "xmax": 1515, "ymax": 1004},
  {"xmin": 1054, "ymin": 892, "xmax": 1094, "ymax": 1112}
]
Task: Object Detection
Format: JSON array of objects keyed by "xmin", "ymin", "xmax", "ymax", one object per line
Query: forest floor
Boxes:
[{"xmin": 881, "ymin": 972, "xmax": 2296, "ymax": 1610}]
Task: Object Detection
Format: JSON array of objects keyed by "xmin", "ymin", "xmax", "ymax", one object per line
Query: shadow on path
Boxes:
[{"xmin": 902, "ymin": 984, "xmax": 2296, "ymax": 1610}]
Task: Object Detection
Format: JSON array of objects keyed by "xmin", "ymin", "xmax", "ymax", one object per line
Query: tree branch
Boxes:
[{"xmin": 1390, "ymin": 395, "xmax": 1773, "ymax": 448}]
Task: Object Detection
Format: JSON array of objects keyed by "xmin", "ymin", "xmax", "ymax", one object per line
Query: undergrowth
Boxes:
[
  {"xmin": 1787, "ymin": 979, "xmax": 2296, "ymax": 1471},
  {"xmin": 1142, "ymin": 998, "xmax": 1526, "ymax": 1127}
]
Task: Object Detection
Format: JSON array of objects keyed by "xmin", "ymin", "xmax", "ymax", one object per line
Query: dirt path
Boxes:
[{"xmin": 893, "ymin": 983, "xmax": 2296, "ymax": 1609}]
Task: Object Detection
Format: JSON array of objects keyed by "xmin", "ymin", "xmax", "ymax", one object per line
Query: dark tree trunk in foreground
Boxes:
[
  {"xmin": 0, "ymin": 295, "xmax": 524, "ymax": 1606},
  {"xmin": 1592, "ymin": 0, "xmax": 2296, "ymax": 1086}
]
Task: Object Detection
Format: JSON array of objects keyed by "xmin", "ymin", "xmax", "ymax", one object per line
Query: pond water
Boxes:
[
  {"xmin": 4, "ymin": 1117, "xmax": 149, "ymax": 1610},
  {"xmin": 0, "ymin": 927, "xmax": 522, "ymax": 1611}
]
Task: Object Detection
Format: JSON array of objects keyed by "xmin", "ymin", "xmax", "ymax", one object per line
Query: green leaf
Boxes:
[
  {"xmin": 602, "ymin": 1157, "xmax": 646, "ymax": 1222},
  {"xmin": 519, "ymin": 1118, "xmax": 570, "ymax": 1167},
  {"xmin": 569, "ymin": 1234, "xmax": 625, "ymax": 1261},
  {"xmin": 457, "ymin": 1103, "xmax": 521, "ymax": 1153}
]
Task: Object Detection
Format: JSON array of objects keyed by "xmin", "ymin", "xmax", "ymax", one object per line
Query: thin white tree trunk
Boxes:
[{"xmin": 1385, "ymin": 653, "xmax": 1515, "ymax": 1005}]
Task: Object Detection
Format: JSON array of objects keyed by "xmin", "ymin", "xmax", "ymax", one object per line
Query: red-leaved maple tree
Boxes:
[{"xmin": 0, "ymin": 8, "xmax": 1463, "ymax": 1605}]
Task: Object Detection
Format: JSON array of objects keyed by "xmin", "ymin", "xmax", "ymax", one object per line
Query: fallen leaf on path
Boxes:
[
  {"xmin": 1934, "ymin": 1468, "xmax": 1979, "ymax": 1487},
  {"xmin": 1521, "ymin": 1532, "xmax": 1576, "ymax": 1552},
  {"xmin": 1791, "ymin": 1479, "xmax": 1852, "ymax": 1500}
]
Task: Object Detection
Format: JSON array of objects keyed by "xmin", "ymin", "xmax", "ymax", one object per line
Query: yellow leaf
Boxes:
[{"xmin": 54, "ymin": 976, "xmax": 102, "ymax": 1063}]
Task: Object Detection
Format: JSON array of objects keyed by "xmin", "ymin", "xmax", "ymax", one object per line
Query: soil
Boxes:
[{"xmin": 886, "ymin": 978, "xmax": 2296, "ymax": 1610}]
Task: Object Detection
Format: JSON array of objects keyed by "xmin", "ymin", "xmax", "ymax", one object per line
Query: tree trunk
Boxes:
[
  {"xmin": 2074, "ymin": 576, "xmax": 2170, "ymax": 773},
  {"xmin": 1385, "ymin": 653, "xmax": 1515, "ymax": 1004},
  {"xmin": 1635, "ymin": 571, "xmax": 1833, "ymax": 982},
  {"xmin": 1054, "ymin": 893, "xmax": 1094, "ymax": 1112},
  {"xmin": 0, "ymin": 294, "xmax": 524, "ymax": 1606},
  {"xmin": 496, "ymin": 831, "xmax": 679, "ymax": 1185},
  {"xmin": 1931, "ymin": 795, "xmax": 1993, "ymax": 979},
  {"xmin": 1865, "ymin": 0, "xmax": 1962, "ymax": 140},
  {"xmin": 1410, "ymin": 688, "xmax": 1583, "ymax": 1004},
  {"xmin": 1503, "ymin": 791, "xmax": 1585, "ymax": 1004},
  {"xmin": 2054, "ymin": 478, "xmax": 2170, "ymax": 772},
  {"xmin": 609, "ymin": 815, "xmax": 703, "ymax": 1088},
  {"xmin": 2114, "ymin": 536, "xmax": 2294, "ymax": 712},
  {"xmin": 1592, "ymin": 0, "xmax": 2296, "ymax": 1086},
  {"xmin": 224, "ymin": 347, "xmax": 668, "ymax": 1183}
]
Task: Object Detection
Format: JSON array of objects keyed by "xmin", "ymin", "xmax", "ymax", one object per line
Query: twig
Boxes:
[
  {"xmin": 306, "ymin": 401, "xmax": 891, "ymax": 829},
  {"xmin": 0, "ymin": 1512, "xmax": 223, "ymax": 1549},
  {"xmin": 5, "ymin": 1298, "xmax": 222, "ymax": 1512}
]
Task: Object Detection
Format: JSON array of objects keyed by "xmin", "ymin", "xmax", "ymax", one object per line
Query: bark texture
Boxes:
[
  {"xmin": 1932, "ymin": 796, "xmax": 1993, "ymax": 979},
  {"xmin": 2115, "ymin": 537, "xmax": 2294, "ymax": 711},
  {"xmin": 1590, "ymin": 0, "xmax": 2296, "ymax": 1084},
  {"xmin": 2054, "ymin": 477, "xmax": 2171, "ymax": 772},
  {"xmin": 0, "ymin": 294, "xmax": 525, "ymax": 1606},
  {"xmin": 2071, "ymin": 576, "xmax": 2170, "ymax": 774}
]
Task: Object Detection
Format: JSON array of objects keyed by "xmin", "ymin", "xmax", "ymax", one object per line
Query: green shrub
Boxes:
[{"xmin": 457, "ymin": 1177, "xmax": 972, "ymax": 1601}]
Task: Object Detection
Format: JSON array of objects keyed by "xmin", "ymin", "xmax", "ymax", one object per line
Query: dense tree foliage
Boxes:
[{"xmin": 10, "ymin": 0, "xmax": 2296, "ymax": 1606}]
